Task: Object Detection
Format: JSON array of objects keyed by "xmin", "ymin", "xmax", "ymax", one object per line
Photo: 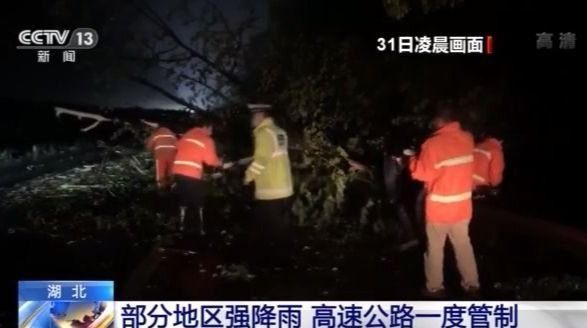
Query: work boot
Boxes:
[
  {"xmin": 463, "ymin": 286, "xmax": 481, "ymax": 300},
  {"xmin": 422, "ymin": 287, "xmax": 447, "ymax": 299}
]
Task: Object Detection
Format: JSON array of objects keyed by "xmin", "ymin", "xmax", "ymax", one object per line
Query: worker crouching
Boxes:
[
  {"xmin": 145, "ymin": 122, "xmax": 177, "ymax": 189},
  {"xmin": 172, "ymin": 117, "xmax": 223, "ymax": 235}
]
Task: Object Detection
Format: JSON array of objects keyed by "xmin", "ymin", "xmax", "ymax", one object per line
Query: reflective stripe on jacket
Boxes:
[
  {"xmin": 409, "ymin": 122, "xmax": 474, "ymax": 223},
  {"xmin": 172, "ymin": 127, "xmax": 221, "ymax": 179},
  {"xmin": 146, "ymin": 127, "xmax": 177, "ymax": 160},
  {"xmin": 245, "ymin": 118, "xmax": 294, "ymax": 200},
  {"xmin": 473, "ymin": 137, "xmax": 504, "ymax": 187}
]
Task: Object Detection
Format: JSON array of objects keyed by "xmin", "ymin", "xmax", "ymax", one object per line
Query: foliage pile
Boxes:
[
  {"xmin": 255, "ymin": 36, "xmax": 421, "ymax": 231},
  {"xmin": 0, "ymin": 143, "xmax": 88, "ymax": 166},
  {"xmin": 0, "ymin": 151, "xmax": 158, "ymax": 239}
]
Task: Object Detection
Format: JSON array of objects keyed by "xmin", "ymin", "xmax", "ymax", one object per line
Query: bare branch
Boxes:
[
  {"xmin": 203, "ymin": 0, "xmax": 236, "ymax": 41},
  {"xmin": 130, "ymin": 156, "xmax": 147, "ymax": 175},
  {"xmin": 141, "ymin": 119, "xmax": 159, "ymax": 128},
  {"xmin": 131, "ymin": 0, "xmax": 243, "ymax": 86},
  {"xmin": 204, "ymin": 0, "xmax": 257, "ymax": 75},
  {"xmin": 55, "ymin": 107, "xmax": 113, "ymax": 132},
  {"xmin": 155, "ymin": 44, "xmax": 179, "ymax": 57},
  {"xmin": 82, "ymin": 121, "xmax": 104, "ymax": 132}
]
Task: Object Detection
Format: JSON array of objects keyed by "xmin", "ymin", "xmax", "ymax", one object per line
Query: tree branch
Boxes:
[
  {"xmin": 154, "ymin": 44, "xmax": 179, "ymax": 57},
  {"xmin": 204, "ymin": 0, "xmax": 254, "ymax": 75},
  {"xmin": 131, "ymin": 0, "xmax": 243, "ymax": 86},
  {"xmin": 128, "ymin": 75, "xmax": 206, "ymax": 112},
  {"xmin": 55, "ymin": 107, "xmax": 113, "ymax": 132},
  {"xmin": 203, "ymin": 0, "xmax": 237, "ymax": 42},
  {"xmin": 141, "ymin": 119, "xmax": 159, "ymax": 128}
]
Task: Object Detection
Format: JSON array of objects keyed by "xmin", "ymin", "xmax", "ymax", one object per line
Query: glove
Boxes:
[
  {"xmin": 210, "ymin": 172, "xmax": 223, "ymax": 179},
  {"xmin": 403, "ymin": 149, "xmax": 416, "ymax": 156},
  {"xmin": 222, "ymin": 162, "xmax": 235, "ymax": 169}
]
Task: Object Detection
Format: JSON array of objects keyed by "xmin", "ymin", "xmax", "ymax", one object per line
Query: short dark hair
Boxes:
[
  {"xmin": 435, "ymin": 102, "xmax": 457, "ymax": 123},
  {"xmin": 195, "ymin": 113, "xmax": 218, "ymax": 128}
]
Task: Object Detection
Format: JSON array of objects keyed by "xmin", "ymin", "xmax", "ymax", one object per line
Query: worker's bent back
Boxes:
[
  {"xmin": 146, "ymin": 127, "xmax": 177, "ymax": 159},
  {"xmin": 173, "ymin": 127, "xmax": 221, "ymax": 180}
]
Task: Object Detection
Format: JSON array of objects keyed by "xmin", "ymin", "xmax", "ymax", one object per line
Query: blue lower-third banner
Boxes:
[
  {"xmin": 18, "ymin": 280, "xmax": 114, "ymax": 328},
  {"xmin": 114, "ymin": 301, "xmax": 587, "ymax": 328}
]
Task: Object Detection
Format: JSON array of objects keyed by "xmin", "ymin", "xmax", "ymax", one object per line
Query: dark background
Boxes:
[
  {"xmin": 0, "ymin": 0, "xmax": 584, "ymax": 325},
  {"xmin": 0, "ymin": 1, "xmax": 582, "ymax": 224}
]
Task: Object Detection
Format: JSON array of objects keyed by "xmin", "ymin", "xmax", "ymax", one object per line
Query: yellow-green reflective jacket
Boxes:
[{"xmin": 245, "ymin": 118, "xmax": 294, "ymax": 200}]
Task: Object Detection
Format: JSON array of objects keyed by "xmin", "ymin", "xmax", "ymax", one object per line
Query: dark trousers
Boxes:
[
  {"xmin": 250, "ymin": 197, "xmax": 292, "ymax": 265},
  {"xmin": 174, "ymin": 175, "xmax": 206, "ymax": 233},
  {"xmin": 414, "ymin": 187, "xmax": 427, "ymax": 247},
  {"xmin": 387, "ymin": 200, "xmax": 416, "ymax": 242}
]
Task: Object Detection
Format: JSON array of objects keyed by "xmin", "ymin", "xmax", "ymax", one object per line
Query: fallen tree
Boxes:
[{"xmin": 55, "ymin": 107, "xmax": 113, "ymax": 132}]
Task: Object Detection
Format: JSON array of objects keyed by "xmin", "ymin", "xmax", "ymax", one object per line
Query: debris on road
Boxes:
[{"xmin": 1, "ymin": 152, "xmax": 152, "ymax": 207}]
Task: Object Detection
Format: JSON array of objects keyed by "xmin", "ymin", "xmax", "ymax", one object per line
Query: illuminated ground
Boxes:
[{"xmin": 2, "ymin": 152, "xmax": 587, "ymax": 324}]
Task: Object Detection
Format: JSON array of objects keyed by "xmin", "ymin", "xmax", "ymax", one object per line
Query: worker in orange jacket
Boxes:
[
  {"xmin": 405, "ymin": 105, "xmax": 479, "ymax": 298},
  {"xmin": 145, "ymin": 122, "xmax": 178, "ymax": 189},
  {"xmin": 172, "ymin": 117, "xmax": 228, "ymax": 235},
  {"xmin": 473, "ymin": 134, "xmax": 505, "ymax": 188}
]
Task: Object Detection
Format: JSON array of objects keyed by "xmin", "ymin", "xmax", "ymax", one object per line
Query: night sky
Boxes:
[
  {"xmin": 0, "ymin": 0, "xmax": 268, "ymax": 109},
  {"xmin": 0, "ymin": 0, "xmax": 580, "ymax": 109}
]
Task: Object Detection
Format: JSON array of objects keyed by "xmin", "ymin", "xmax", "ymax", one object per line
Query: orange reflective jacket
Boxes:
[
  {"xmin": 146, "ymin": 127, "xmax": 177, "ymax": 160},
  {"xmin": 172, "ymin": 127, "xmax": 221, "ymax": 179},
  {"xmin": 473, "ymin": 137, "xmax": 504, "ymax": 187},
  {"xmin": 409, "ymin": 122, "xmax": 474, "ymax": 223}
]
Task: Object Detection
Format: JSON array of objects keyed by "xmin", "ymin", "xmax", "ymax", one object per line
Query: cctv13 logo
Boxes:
[{"xmin": 17, "ymin": 28, "xmax": 98, "ymax": 49}]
